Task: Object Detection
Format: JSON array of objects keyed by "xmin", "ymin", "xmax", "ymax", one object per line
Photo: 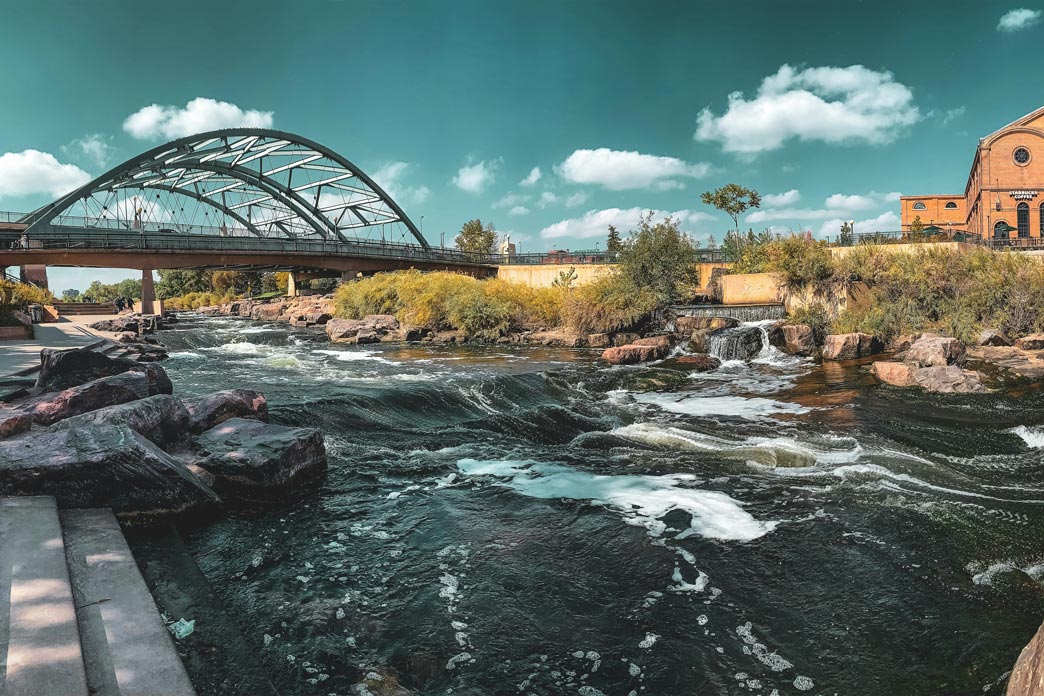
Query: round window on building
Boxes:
[
  {"xmin": 944, "ymin": 201, "xmax": 958, "ymax": 209},
  {"xmin": 1014, "ymin": 147, "xmax": 1031, "ymax": 165},
  {"xmin": 912, "ymin": 201, "xmax": 927, "ymax": 210}
]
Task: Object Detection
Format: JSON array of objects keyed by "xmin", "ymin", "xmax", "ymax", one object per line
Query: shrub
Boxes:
[
  {"xmin": 561, "ymin": 273, "xmax": 659, "ymax": 334},
  {"xmin": 618, "ymin": 213, "xmax": 700, "ymax": 304},
  {"xmin": 332, "ymin": 270, "xmax": 566, "ymax": 338}
]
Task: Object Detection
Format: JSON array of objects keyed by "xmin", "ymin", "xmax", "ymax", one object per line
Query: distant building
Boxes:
[{"xmin": 901, "ymin": 106, "xmax": 1044, "ymax": 241}]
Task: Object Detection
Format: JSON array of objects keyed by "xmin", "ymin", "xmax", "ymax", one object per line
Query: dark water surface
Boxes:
[{"xmin": 158, "ymin": 315, "xmax": 1044, "ymax": 696}]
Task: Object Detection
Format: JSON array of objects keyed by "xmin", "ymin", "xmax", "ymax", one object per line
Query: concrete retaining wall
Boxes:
[{"xmin": 497, "ymin": 261, "xmax": 731, "ymax": 290}]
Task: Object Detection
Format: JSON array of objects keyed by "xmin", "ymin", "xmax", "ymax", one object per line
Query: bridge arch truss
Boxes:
[{"xmin": 22, "ymin": 128, "xmax": 429, "ymax": 249}]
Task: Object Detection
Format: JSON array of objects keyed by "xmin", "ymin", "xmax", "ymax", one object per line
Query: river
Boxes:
[{"xmin": 156, "ymin": 314, "xmax": 1044, "ymax": 695}]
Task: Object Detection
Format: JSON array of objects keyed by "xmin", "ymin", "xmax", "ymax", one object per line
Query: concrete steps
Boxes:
[
  {"xmin": 0, "ymin": 497, "xmax": 89, "ymax": 695},
  {"xmin": 52, "ymin": 302, "xmax": 117, "ymax": 316},
  {"xmin": 0, "ymin": 498, "xmax": 196, "ymax": 695}
]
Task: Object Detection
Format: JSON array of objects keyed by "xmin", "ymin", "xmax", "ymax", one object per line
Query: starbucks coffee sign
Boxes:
[{"xmin": 1010, "ymin": 190, "xmax": 1038, "ymax": 200}]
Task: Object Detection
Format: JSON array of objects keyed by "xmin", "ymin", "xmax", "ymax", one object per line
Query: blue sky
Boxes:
[{"xmin": 2, "ymin": 0, "xmax": 1044, "ymax": 291}]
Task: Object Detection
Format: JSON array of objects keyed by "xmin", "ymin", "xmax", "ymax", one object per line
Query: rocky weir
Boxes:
[{"xmin": 0, "ymin": 343, "xmax": 328, "ymax": 523}]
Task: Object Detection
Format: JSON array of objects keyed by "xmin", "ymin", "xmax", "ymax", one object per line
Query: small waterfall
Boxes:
[
  {"xmin": 708, "ymin": 325, "xmax": 767, "ymax": 361},
  {"xmin": 673, "ymin": 304, "xmax": 785, "ymax": 323}
]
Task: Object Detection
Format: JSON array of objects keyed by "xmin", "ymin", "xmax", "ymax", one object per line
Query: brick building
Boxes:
[{"xmin": 900, "ymin": 106, "xmax": 1044, "ymax": 241}]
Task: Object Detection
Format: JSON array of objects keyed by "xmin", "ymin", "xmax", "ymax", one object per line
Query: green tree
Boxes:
[
  {"xmin": 61, "ymin": 288, "xmax": 80, "ymax": 301},
  {"xmin": 909, "ymin": 215, "xmax": 925, "ymax": 234},
  {"xmin": 606, "ymin": 225, "xmax": 623, "ymax": 254},
  {"xmin": 618, "ymin": 213, "xmax": 700, "ymax": 305},
  {"xmin": 700, "ymin": 184, "xmax": 762, "ymax": 233},
  {"xmin": 455, "ymin": 219, "xmax": 496, "ymax": 256},
  {"xmin": 115, "ymin": 278, "xmax": 143, "ymax": 300},
  {"xmin": 155, "ymin": 269, "xmax": 213, "ymax": 299}
]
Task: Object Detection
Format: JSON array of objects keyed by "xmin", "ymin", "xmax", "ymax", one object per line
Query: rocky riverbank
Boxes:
[{"xmin": 0, "ymin": 342, "xmax": 328, "ymax": 523}]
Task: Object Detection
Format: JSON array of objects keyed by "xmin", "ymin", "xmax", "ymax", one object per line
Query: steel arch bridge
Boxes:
[{"xmin": 20, "ymin": 128, "xmax": 430, "ymax": 249}]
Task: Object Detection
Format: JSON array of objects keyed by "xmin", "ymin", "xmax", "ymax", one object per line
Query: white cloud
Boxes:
[
  {"xmin": 123, "ymin": 97, "xmax": 274, "ymax": 140},
  {"xmin": 540, "ymin": 207, "xmax": 715, "ymax": 240},
  {"xmin": 941, "ymin": 106, "xmax": 966, "ymax": 126},
  {"xmin": 762, "ymin": 189, "xmax": 801, "ymax": 206},
  {"xmin": 371, "ymin": 161, "xmax": 430, "ymax": 205},
  {"xmin": 565, "ymin": 191, "xmax": 589, "ymax": 208},
  {"xmin": 0, "ymin": 150, "xmax": 92, "ymax": 198},
  {"xmin": 453, "ymin": 158, "xmax": 499, "ymax": 193},
  {"xmin": 537, "ymin": 192, "xmax": 559, "ymax": 208},
  {"xmin": 695, "ymin": 64, "xmax": 921, "ymax": 154},
  {"xmin": 555, "ymin": 148, "xmax": 711, "ymax": 190},
  {"xmin": 508, "ymin": 205, "xmax": 529, "ymax": 216},
  {"xmin": 61, "ymin": 134, "xmax": 114, "ymax": 168},
  {"xmin": 818, "ymin": 211, "xmax": 900, "ymax": 238},
  {"xmin": 492, "ymin": 192, "xmax": 530, "ymax": 208},
  {"xmin": 998, "ymin": 8, "xmax": 1041, "ymax": 31},
  {"xmin": 520, "ymin": 166, "xmax": 542, "ymax": 187},
  {"xmin": 748, "ymin": 190, "xmax": 901, "ymax": 222}
]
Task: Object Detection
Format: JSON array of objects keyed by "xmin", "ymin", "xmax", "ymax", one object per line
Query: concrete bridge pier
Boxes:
[
  {"xmin": 141, "ymin": 269, "xmax": 157, "ymax": 314},
  {"xmin": 286, "ymin": 272, "xmax": 299, "ymax": 297}
]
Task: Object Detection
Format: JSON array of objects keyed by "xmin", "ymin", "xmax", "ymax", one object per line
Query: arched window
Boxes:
[
  {"xmin": 912, "ymin": 202, "xmax": 927, "ymax": 210},
  {"xmin": 995, "ymin": 220, "xmax": 1010, "ymax": 240},
  {"xmin": 1018, "ymin": 202, "xmax": 1030, "ymax": 238},
  {"xmin": 944, "ymin": 201, "xmax": 958, "ymax": 209}
]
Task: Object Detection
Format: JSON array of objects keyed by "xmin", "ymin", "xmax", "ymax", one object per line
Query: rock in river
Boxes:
[
  {"xmin": 50, "ymin": 394, "xmax": 190, "ymax": 449},
  {"xmin": 822, "ymin": 333, "xmax": 882, "ymax": 361},
  {"xmin": 36, "ymin": 347, "xmax": 172, "ymax": 395},
  {"xmin": 183, "ymin": 389, "xmax": 268, "ymax": 434},
  {"xmin": 30, "ymin": 371, "xmax": 151, "ymax": 426},
  {"xmin": 906, "ymin": 334, "xmax": 966, "ymax": 367},
  {"xmin": 0, "ymin": 425, "xmax": 220, "ymax": 521},
  {"xmin": 194, "ymin": 417, "xmax": 327, "ymax": 494}
]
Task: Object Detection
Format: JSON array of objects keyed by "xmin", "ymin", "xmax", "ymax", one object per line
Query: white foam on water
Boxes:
[
  {"xmin": 632, "ymin": 392, "xmax": 810, "ymax": 420},
  {"xmin": 610, "ymin": 423, "xmax": 863, "ymax": 467},
  {"xmin": 456, "ymin": 459, "xmax": 778, "ymax": 542},
  {"xmin": 313, "ymin": 349, "xmax": 394, "ymax": 364},
  {"xmin": 208, "ymin": 341, "xmax": 265, "ymax": 355},
  {"xmin": 970, "ymin": 559, "xmax": 1044, "ymax": 586},
  {"xmin": 821, "ymin": 463, "xmax": 1044, "ymax": 503},
  {"xmin": 237, "ymin": 326, "xmax": 280, "ymax": 334},
  {"xmin": 167, "ymin": 351, "xmax": 203, "ymax": 359},
  {"xmin": 1012, "ymin": 425, "xmax": 1044, "ymax": 449},
  {"xmin": 263, "ymin": 355, "xmax": 305, "ymax": 370}
]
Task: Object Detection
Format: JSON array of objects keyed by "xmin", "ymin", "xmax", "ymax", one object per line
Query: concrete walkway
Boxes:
[{"xmin": 0, "ymin": 317, "xmax": 113, "ymax": 379}]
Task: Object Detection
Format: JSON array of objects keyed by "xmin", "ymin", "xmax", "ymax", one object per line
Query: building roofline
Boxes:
[
  {"xmin": 981, "ymin": 105, "xmax": 1044, "ymax": 142},
  {"xmin": 899, "ymin": 194, "xmax": 963, "ymax": 199}
]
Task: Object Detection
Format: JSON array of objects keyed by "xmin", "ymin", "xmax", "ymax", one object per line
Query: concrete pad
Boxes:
[
  {"xmin": 62, "ymin": 508, "xmax": 196, "ymax": 696},
  {"xmin": 0, "ymin": 496, "xmax": 89, "ymax": 695},
  {"xmin": 0, "ymin": 321, "xmax": 101, "ymax": 378}
]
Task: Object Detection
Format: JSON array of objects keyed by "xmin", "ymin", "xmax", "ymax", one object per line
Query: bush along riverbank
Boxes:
[{"xmin": 0, "ymin": 328, "xmax": 328, "ymax": 523}]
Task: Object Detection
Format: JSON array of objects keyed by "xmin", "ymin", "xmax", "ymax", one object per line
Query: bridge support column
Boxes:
[
  {"xmin": 20, "ymin": 265, "xmax": 48, "ymax": 289},
  {"xmin": 286, "ymin": 272, "xmax": 299, "ymax": 297},
  {"xmin": 141, "ymin": 269, "xmax": 156, "ymax": 314}
]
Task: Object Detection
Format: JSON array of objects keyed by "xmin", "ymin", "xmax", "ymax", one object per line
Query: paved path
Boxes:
[{"xmin": 0, "ymin": 317, "xmax": 112, "ymax": 379}]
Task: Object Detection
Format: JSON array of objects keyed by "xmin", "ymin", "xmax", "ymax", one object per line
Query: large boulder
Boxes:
[
  {"xmin": 781, "ymin": 324, "xmax": 817, "ymax": 357},
  {"xmin": 0, "ymin": 407, "xmax": 31, "ymax": 439},
  {"xmin": 709, "ymin": 325, "xmax": 764, "ymax": 361},
  {"xmin": 913, "ymin": 365, "xmax": 986, "ymax": 393},
  {"xmin": 673, "ymin": 316, "xmax": 739, "ymax": 334},
  {"xmin": 50, "ymin": 394, "xmax": 190, "ymax": 449},
  {"xmin": 967, "ymin": 346, "xmax": 1044, "ymax": 380},
  {"xmin": 1008, "ymin": 619, "xmax": 1044, "ymax": 696},
  {"xmin": 326, "ymin": 318, "xmax": 369, "ymax": 342},
  {"xmin": 193, "ymin": 418, "xmax": 327, "ymax": 494},
  {"xmin": 822, "ymin": 333, "xmax": 882, "ymax": 361},
  {"xmin": 871, "ymin": 361, "xmax": 917, "ymax": 387},
  {"xmin": 587, "ymin": 333, "xmax": 610, "ymax": 348},
  {"xmin": 1015, "ymin": 334, "xmax": 1044, "ymax": 351},
  {"xmin": 0, "ymin": 425, "xmax": 219, "ymax": 521},
  {"xmin": 688, "ymin": 329, "xmax": 711, "ymax": 354},
  {"xmin": 364, "ymin": 314, "xmax": 400, "ymax": 331},
  {"xmin": 183, "ymin": 389, "xmax": 268, "ymax": 434},
  {"xmin": 675, "ymin": 354, "xmax": 721, "ymax": 372},
  {"xmin": 601, "ymin": 344, "xmax": 666, "ymax": 365},
  {"xmin": 250, "ymin": 302, "xmax": 287, "ymax": 321},
  {"xmin": 633, "ymin": 335, "xmax": 673, "ymax": 350},
  {"xmin": 978, "ymin": 330, "xmax": 1012, "ymax": 347},
  {"xmin": 35, "ymin": 347, "xmax": 172, "ymax": 395},
  {"xmin": 29, "ymin": 371, "xmax": 151, "ymax": 426},
  {"xmin": 906, "ymin": 334, "xmax": 966, "ymax": 367}
]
